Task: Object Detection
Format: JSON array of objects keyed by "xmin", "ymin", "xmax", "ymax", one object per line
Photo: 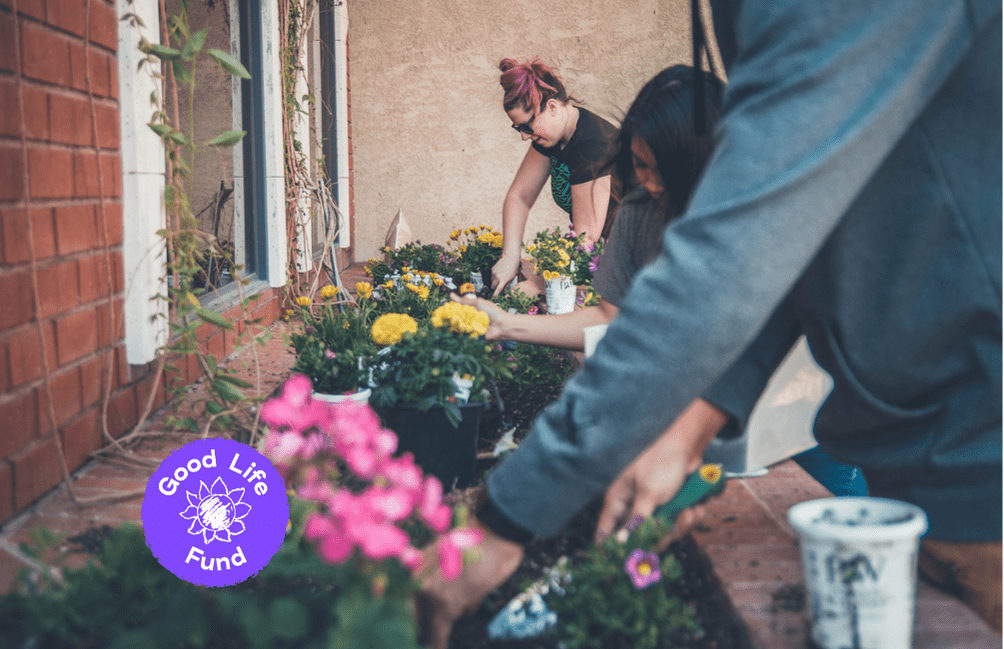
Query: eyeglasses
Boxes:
[{"xmin": 511, "ymin": 112, "xmax": 537, "ymax": 135}]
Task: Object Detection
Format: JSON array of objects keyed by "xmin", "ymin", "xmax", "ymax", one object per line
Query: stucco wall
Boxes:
[{"xmin": 347, "ymin": 0, "xmax": 707, "ymax": 262}]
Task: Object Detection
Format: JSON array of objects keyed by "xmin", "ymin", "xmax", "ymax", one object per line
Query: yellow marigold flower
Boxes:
[
  {"xmin": 402, "ymin": 266, "xmax": 411, "ymax": 273},
  {"xmin": 383, "ymin": 280, "xmax": 394, "ymax": 289},
  {"xmin": 458, "ymin": 282, "xmax": 476, "ymax": 295},
  {"xmin": 295, "ymin": 296, "xmax": 311, "ymax": 307},
  {"xmin": 479, "ymin": 224, "xmax": 489, "ymax": 230},
  {"xmin": 355, "ymin": 282, "xmax": 373, "ymax": 299},
  {"xmin": 699, "ymin": 464, "xmax": 723, "ymax": 484},
  {"xmin": 491, "ymin": 234, "xmax": 503, "ymax": 248},
  {"xmin": 319, "ymin": 284, "xmax": 338, "ymax": 300},
  {"xmin": 401, "ymin": 273, "xmax": 413, "ymax": 282},
  {"xmin": 563, "ymin": 240, "xmax": 573, "ymax": 249},
  {"xmin": 417, "ymin": 285, "xmax": 430, "ymax": 300},
  {"xmin": 406, "ymin": 283, "xmax": 421, "ymax": 294},
  {"xmin": 467, "ymin": 226, "xmax": 478, "ymax": 234},
  {"xmin": 433, "ymin": 277, "xmax": 444, "ymax": 287},
  {"xmin": 477, "ymin": 232, "xmax": 494, "ymax": 245},
  {"xmin": 431, "ymin": 303, "xmax": 489, "ymax": 336},
  {"xmin": 371, "ymin": 313, "xmax": 418, "ymax": 346},
  {"xmin": 459, "ymin": 245, "xmax": 467, "ymax": 253},
  {"xmin": 527, "ymin": 243, "xmax": 536, "ymax": 253},
  {"xmin": 450, "ymin": 229, "xmax": 462, "ymax": 240}
]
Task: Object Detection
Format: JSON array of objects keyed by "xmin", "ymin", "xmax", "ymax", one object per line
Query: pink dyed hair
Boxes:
[{"xmin": 498, "ymin": 57, "xmax": 579, "ymax": 113}]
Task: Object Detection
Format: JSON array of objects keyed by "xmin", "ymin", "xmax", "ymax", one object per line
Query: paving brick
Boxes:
[
  {"xmin": 20, "ymin": 21, "xmax": 70, "ymax": 86},
  {"xmin": 47, "ymin": 0, "xmax": 85, "ymax": 37},
  {"xmin": 48, "ymin": 91, "xmax": 92, "ymax": 146},
  {"xmin": 0, "ymin": 270, "xmax": 34, "ymax": 329},
  {"xmin": 55, "ymin": 307, "xmax": 99, "ymax": 365},
  {"xmin": 60, "ymin": 406, "xmax": 99, "ymax": 471},
  {"xmin": 53, "ymin": 202, "xmax": 98, "ymax": 254},
  {"xmin": 35, "ymin": 258, "xmax": 80, "ymax": 319},
  {"xmin": 703, "ymin": 544, "xmax": 804, "ymax": 585},
  {"xmin": 1, "ymin": 206, "xmax": 56, "ymax": 263},
  {"xmin": 11, "ymin": 438, "xmax": 62, "ymax": 510},
  {"xmin": 88, "ymin": 0, "xmax": 116, "ymax": 51},
  {"xmin": 27, "ymin": 145, "xmax": 74, "ymax": 199},
  {"xmin": 0, "ymin": 389, "xmax": 38, "ymax": 458},
  {"xmin": 0, "ymin": 461, "xmax": 12, "ymax": 524},
  {"xmin": 0, "ymin": 145, "xmax": 24, "ymax": 201}
]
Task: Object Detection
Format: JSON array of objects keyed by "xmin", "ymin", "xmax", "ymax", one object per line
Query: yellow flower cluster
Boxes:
[
  {"xmin": 406, "ymin": 283, "xmax": 431, "ymax": 299},
  {"xmin": 355, "ymin": 282, "xmax": 373, "ymax": 299},
  {"xmin": 458, "ymin": 282, "xmax": 476, "ymax": 295},
  {"xmin": 295, "ymin": 296, "xmax": 312, "ymax": 307},
  {"xmin": 430, "ymin": 302, "xmax": 490, "ymax": 337},
  {"xmin": 541, "ymin": 269, "xmax": 565, "ymax": 281},
  {"xmin": 476, "ymin": 231, "xmax": 504, "ymax": 248},
  {"xmin": 319, "ymin": 284, "xmax": 338, "ymax": 300},
  {"xmin": 371, "ymin": 313, "xmax": 418, "ymax": 346}
]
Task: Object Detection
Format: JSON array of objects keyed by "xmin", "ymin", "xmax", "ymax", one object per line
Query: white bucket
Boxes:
[
  {"xmin": 544, "ymin": 275, "xmax": 575, "ymax": 315},
  {"xmin": 311, "ymin": 388, "xmax": 372, "ymax": 405},
  {"xmin": 469, "ymin": 272, "xmax": 485, "ymax": 293},
  {"xmin": 787, "ymin": 497, "xmax": 928, "ymax": 649}
]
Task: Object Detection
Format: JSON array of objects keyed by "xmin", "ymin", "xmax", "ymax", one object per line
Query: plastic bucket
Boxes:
[
  {"xmin": 788, "ymin": 497, "xmax": 928, "ymax": 649},
  {"xmin": 544, "ymin": 275, "xmax": 575, "ymax": 314}
]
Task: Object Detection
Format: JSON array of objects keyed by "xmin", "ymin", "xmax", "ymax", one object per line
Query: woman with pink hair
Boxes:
[{"xmin": 491, "ymin": 57, "xmax": 619, "ymax": 297}]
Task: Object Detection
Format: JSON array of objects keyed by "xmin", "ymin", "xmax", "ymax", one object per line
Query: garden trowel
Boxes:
[{"xmin": 486, "ymin": 464, "xmax": 727, "ymax": 641}]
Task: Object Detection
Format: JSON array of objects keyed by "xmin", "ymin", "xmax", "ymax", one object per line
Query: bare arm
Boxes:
[
  {"xmin": 570, "ymin": 174, "xmax": 611, "ymax": 243},
  {"xmin": 453, "ymin": 293, "xmax": 619, "ymax": 351},
  {"xmin": 493, "ymin": 148, "xmax": 551, "ymax": 295}
]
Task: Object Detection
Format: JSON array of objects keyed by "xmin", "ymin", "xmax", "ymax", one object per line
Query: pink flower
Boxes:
[
  {"xmin": 438, "ymin": 527, "xmax": 484, "ymax": 581},
  {"xmin": 527, "ymin": 306, "xmax": 538, "ymax": 315},
  {"xmin": 356, "ymin": 522, "xmax": 410, "ymax": 559},
  {"xmin": 381, "ymin": 454, "xmax": 424, "ymax": 495},
  {"xmin": 624, "ymin": 549, "xmax": 662, "ymax": 589},
  {"xmin": 261, "ymin": 374, "xmax": 332, "ymax": 433},
  {"xmin": 363, "ymin": 486, "xmax": 415, "ymax": 522},
  {"xmin": 264, "ymin": 430, "xmax": 304, "ymax": 469},
  {"xmin": 419, "ymin": 476, "xmax": 452, "ymax": 532},
  {"xmin": 304, "ymin": 513, "xmax": 353, "ymax": 564},
  {"xmin": 324, "ymin": 349, "xmax": 337, "ymax": 360},
  {"xmin": 399, "ymin": 546, "xmax": 424, "ymax": 571}
]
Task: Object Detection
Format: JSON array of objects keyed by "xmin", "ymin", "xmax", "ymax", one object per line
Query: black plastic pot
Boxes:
[{"xmin": 382, "ymin": 402, "xmax": 487, "ymax": 490}]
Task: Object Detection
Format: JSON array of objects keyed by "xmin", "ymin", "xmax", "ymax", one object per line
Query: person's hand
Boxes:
[
  {"xmin": 491, "ymin": 253, "xmax": 521, "ymax": 297},
  {"xmin": 594, "ymin": 400, "xmax": 727, "ymax": 548},
  {"xmin": 417, "ymin": 520, "xmax": 525, "ymax": 649},
  {"xmin": 450, "ymin": 292, "xmax": 508, "ymax": 341}
]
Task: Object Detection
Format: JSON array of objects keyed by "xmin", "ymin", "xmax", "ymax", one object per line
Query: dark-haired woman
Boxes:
[{"xmin": 492, "ymin": 57, "xmax": 619, "ymax": 297}]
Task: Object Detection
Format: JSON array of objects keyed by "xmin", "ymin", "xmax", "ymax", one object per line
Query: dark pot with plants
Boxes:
[
  {"xmin": 289, "ymin": 285, "xmax": 376, "ymax": 403},
  {"xmin": 450, "ymin": 225, "xmax": 503, "ymax": 296},
  {"xmin": 368, "ymin": 304, "xmax": 502, "ymax": 489}
]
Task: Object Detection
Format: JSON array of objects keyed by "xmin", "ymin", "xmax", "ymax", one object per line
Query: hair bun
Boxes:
[{"xmin": 498, "ymin": 58, "xmax": 518, "ymax": 73}]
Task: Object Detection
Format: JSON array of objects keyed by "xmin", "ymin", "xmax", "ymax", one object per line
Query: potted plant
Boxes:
[
  {"xmin": 450, "ymin": 225, "xmax": 504, "ymax": 294},
  {"xmin": 526, "ymin": 226, "xmax": 580, "ymax": 314},
  {"xmin": 368, "ymin": 303, "xmax": 501, "ymax": 489},
  {"xmin": 290, "ymin": 285, "xmax": 376, "ymax": 403},
  {"xmin": 365, "ymin": 269, "xmax": 454, "ymax": 320}
]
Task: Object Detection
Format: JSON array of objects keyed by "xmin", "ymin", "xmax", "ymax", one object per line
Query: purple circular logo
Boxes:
[{"xmin": 141, "ymin": 438, "xmax": 289, "ymax": 587}]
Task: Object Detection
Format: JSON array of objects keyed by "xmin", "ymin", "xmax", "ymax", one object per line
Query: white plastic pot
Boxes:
[{"xmin": 544, "ymin": 275, "xmax": 575, "ymax": 315}]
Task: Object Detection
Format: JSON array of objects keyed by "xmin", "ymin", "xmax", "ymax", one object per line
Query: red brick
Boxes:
[
  {"xmin": 114, "ymin": 343, "xmax": 129, "ymax": 387},
  {"xmin": 73, "ymin": 150, "xmax": 100, "ymax": 197},
  {"xmin": 49, "ymin": 91, "xmax": 92, "ymax": 146},
  {"xmin": 55, "ymin": 307, "xmax": 99, "ymax": 365},
  {"xmin": 0, "ymin": 461, "xmax": 12, "ymax": 524},
  {"xmin": 11, "ymin": 438, "xmax": 62, "ymax": 510},
  {"xmin": 99, "ymin": 151, "xmax": 120, "ymax": 197},
  {"xmin": 107, "ymin": 46, "xmax": 117, "ymax": 99},
  {"xmin": 94, "ymin": 101, "xmax": 118, "ymax": 148},
  {"xmin": 87, "ymin": 49, "xmax": 111, "ymax": 97},
  {"xmin": 0, "ymin": 12, "xmax": 15, "ymax": 73},
  {"xmin": 0, "ymin": 77, "xmax": 17, "ymax": 137},
  {"xmin": 135, "ymin": 367, "xmax": 167, "ymax": 416},
  {"xmin": 60, "ymin": 406, "xmax": 99, "ymax": 471},
  {"xmin": 78, "ymin": 251, "xmax": 111, "ymax": 302},
  {"xmin": 78, "ymin": 352, "xmax": 104, "ymax": 407},
  {"xmin": 54, "ymin": 203, "xmax": 98, "ymax": 254},
  {"xmin": 27, "ymin": 145, "xmax": 74, "ymax": 199},
  {"xmin": 13, "ymin": 0, "xmax": 46, "ymax": 21},
  {"xmin": 38, "ymin": 365, "xmax": 82, "ymax": 432},
  {"xmin": 21, "ymin": 21, "xmax": 70, "ymax": 86},
  {"xmin": 47, "ymin": 0, "xmax": 85, "ymax": 37},
  {"xmin": 35, "ymin": 257, "xmax": 80, "ymax": 318},
  {"xmin": 0, "ymin": 339, "xmax": 8, "ymax": 393},
  {"xmin": 0, "ymin": 270, "xmax": 34, "ymax": 328},
  {"xmin": 68, "ymin": 37, "xmax": 86, "ymax": 92},
  {"xmin": 22, "ymin": 84, "xmax": 49, "ymax": 140},
  {"xmin": 95, "ymin": 297, "xmax": 122, "ymax": 346},
  {"xmin": 98, "ymin": 200, "xmax": 122, "ymax": 245},
  {"xmin": 88, "ymin": 0, "xmax": 116, "ymax": 51},
  {"xmin": 1, "ymin": 206, "xmax": 56, "ymax": 263},
  {"xmin": 0, "ymin": 145, "xmax": 24, "ymax": 201},
  {"xmin": 0, "ymin": 389, "xmax": 38, "ymax": 458},
  {"xmin": 6, "ymin": 321, "xmax": 57, "ymax": 387},
  {"xmin": 106, "ymin": 385, "xmax": 137, "ymax": 438}
]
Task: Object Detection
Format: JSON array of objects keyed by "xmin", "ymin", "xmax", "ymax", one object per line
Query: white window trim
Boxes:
[
  {"xmin": 118, "ymin": 0, "xmax": 168, "ymax": 365},
  {"xmin": 332, "ymin": 1, "xmax": 350, "ymax": 249}
]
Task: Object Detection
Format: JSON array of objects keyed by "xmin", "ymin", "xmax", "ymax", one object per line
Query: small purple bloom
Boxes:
[
  {"xmin": 625, "ymin": 549, "xmax": 662, "ymax": 589},
  {"xmin": 589, "ymin": 255, "xmax": 601, "ymax": 274},
  {"xmin": 324, "ymin": 349, "xmax": 337, "ymax": 360},
  {"xmin": 527, "ymin": 306, "xmax": 538, "ymax": 315}
]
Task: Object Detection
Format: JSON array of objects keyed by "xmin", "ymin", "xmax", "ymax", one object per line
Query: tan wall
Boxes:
[{"xmin": 347, "ymin": 0, "xmax": 703, "ymax": 262}]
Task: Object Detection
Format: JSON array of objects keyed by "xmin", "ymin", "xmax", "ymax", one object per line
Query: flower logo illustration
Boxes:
[{"xmin": 179, "ymin": 476, "xmax": 251, "ymax": 544}]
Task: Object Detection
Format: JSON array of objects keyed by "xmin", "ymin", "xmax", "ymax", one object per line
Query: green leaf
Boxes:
[
  {"xmin": 215, "ymin": 374, "xmax": 253, "ymax": 389},
  {"xmin": 211, "ymin": 378, "xmax": 245, "ymax": 403},
  {"xmin": 205, "ymin": 401, "xmax": 225, "ymax": 415},
  {"xmin": 196, "ymin": 308, "xmax": 234, "ymax": 330},
  {"xmin": 269, "ymin": 598, "xmax": 309, "ymax": 640},
  {"xmin": 208, "ymin": 48, "xmax": 252, "ymax": 79},
  {"xmin": 182, "ymin": 27, "xmax": 208, "ymax": 61},
  {"xmin": 206, "ymin": 130, "xmax": 247, "ymax": 147},
  {"xmin": 143, "ymin": 43, "xmax": 182, "ymax": 60},
  {"xmin": 172, "ymin": 59, "xmax": 192, "ymax": 84},
  {"xmin": 149, "ymin": 123, "xmax": 169, "ymax": 138}
]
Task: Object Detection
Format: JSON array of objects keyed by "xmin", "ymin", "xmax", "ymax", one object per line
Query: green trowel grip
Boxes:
[{"xmin": 653, "ymin": 464, "xmax": 726, "ymax": 525}]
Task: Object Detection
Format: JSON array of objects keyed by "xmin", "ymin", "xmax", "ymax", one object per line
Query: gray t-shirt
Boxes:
[{"xmin": 592, "ymin": 186, "xmax": 670, "ymax": 307}]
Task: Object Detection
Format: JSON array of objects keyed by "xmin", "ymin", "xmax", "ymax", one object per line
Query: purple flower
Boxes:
[
  {"xmin": 625, "ymin": 549, "xmax": 662, "ymax": 589},
  {"xmin": 527, "ymin": 306, "xmax": 538, "ymax": 315},
  {"xmin": 589, "ymin": 255, "xmax": 600, "ymax": 274},
  {"xmin": 324, "ymin": 349, "xmax": 337, "ymax": 360}
]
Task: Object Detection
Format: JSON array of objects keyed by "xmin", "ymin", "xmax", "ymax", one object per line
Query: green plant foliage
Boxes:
[
  {"xmin": 370, "ymin": 242, "xmax": 461, "ymax": 280},
  {"xmin": 496, "ymin": 341, "xmax": 573, "ymax": 392},
  {"xmin": 490, "ymin": 288, "xmax": 541, "ymax": 315},
  {"xmin": 449, "ymin": 226, "xmax": 504, "ymax": 277},
  {"xmin": 545, "ymin": 518, "xmax": 702, "ymax": 649},
  {"xmin": 290, "ymin": 297, "xmax": 377, "ymax": 394}
]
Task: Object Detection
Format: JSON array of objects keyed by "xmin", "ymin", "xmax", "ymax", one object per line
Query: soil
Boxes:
[{"xmin": 444, "ymin": 362, "xmax": 754, "ymax": 649}]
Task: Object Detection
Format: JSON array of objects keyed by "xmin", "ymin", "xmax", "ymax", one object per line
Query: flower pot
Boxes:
[
  {"xmin": 381, "ymin": 402, "xmax": 486, "ymax": 490},
  {"xmin": 544, "ymin": 274, "xmax": 575, "ymax": 314},
  {"xmin": 311, "ymin": 388, "xmax": 372, "ymax": 404}
]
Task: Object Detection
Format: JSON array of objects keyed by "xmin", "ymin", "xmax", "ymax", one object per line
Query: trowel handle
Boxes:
[{"xmin": 653, "ymin": 464, "xmax": 726, "ymax": 525}]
